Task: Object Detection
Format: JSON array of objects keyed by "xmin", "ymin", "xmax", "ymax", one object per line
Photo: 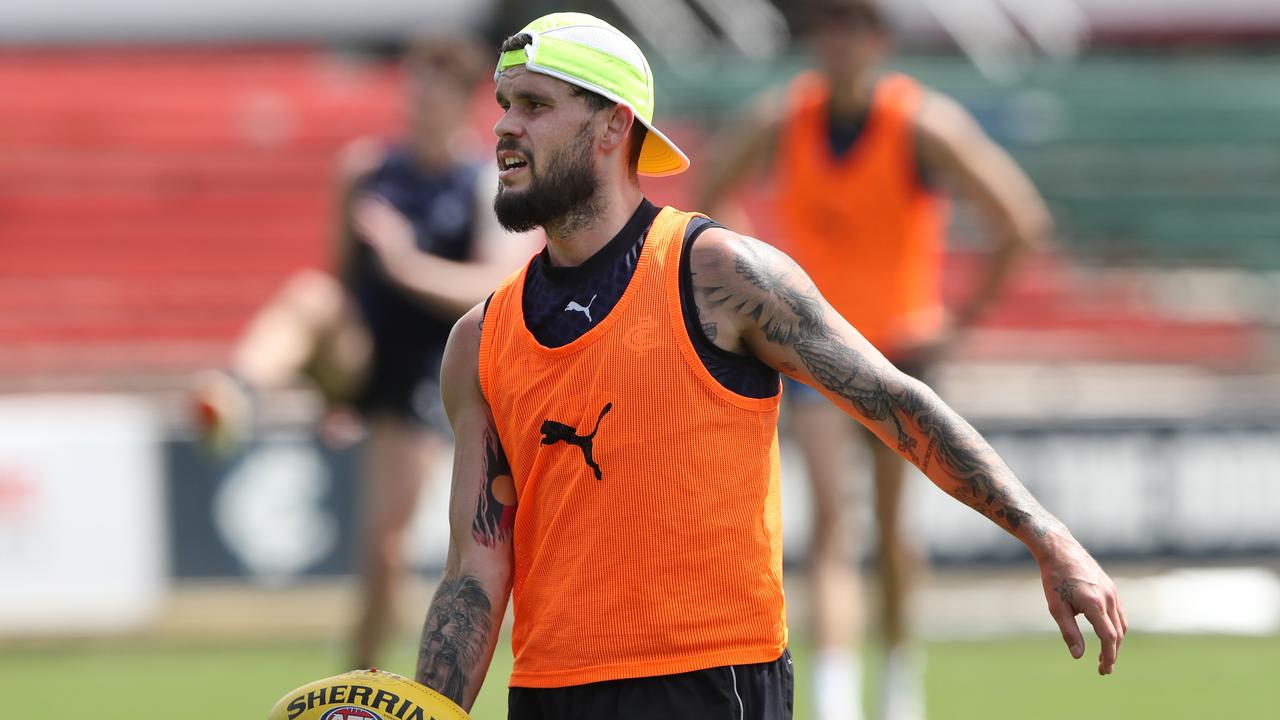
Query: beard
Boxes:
[{"xmin": 493, "ymin": 123, "xmax": 600, "ymax": 233}]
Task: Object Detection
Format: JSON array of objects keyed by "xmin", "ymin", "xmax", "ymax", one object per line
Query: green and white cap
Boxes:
[{"xmin": 495, "ymin": 12, "xmax": 690, "ymax": 177}]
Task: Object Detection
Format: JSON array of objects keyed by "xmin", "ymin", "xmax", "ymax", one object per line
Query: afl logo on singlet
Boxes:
[{"xmin": 320, "ymin": 707, "xmax": 382, "ymax": 720}]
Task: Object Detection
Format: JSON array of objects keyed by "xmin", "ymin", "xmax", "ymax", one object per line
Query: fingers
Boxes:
[
  {"xmin": 1081, "ymin": 602, "xmax": 1119, "ymax": 675},
  {"xmin": 1106, "ymin": 585, "xmax": 1127, "ymax": 678},
  {"xmin": 1107, "ymin": 592, "xmax": 1125, "ymax": 650},
  {"xmin": 1050, "ymin": 597, "xmax": 1084, "ymax": 660}
]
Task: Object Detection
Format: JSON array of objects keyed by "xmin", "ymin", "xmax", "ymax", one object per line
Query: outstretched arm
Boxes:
[
  {"xmin": 689, "ymin": 229, "xmax": 1126, "ymax": 674},
  {"xmin": 415, "ymin": 304, "xmax": 515, "ymax": 708}
]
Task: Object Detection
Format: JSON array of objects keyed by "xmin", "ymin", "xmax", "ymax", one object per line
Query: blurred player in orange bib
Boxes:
[
  {"xmin": 700, "ymin": 2, "xmax": 1054, "ymax": 718},
  {"xmin": 416, "ymin": 11, "xmax": 1122, "ymax": 720}
]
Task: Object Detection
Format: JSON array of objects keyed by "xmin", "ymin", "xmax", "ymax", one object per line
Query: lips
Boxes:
[{"xmin": 497, "ymin": 149, "xmax": 529, "ymax": 182}]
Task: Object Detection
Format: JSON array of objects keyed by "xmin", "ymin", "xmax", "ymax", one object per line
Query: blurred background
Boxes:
[{"xmin": 1, "ymin": 0, "xmax": 1279, "ymax": 718}]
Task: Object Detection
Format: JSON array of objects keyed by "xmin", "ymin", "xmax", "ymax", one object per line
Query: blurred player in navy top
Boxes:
[{"xmin": 192, "ymin": 30, "xmax": 537, "ymax": 668}]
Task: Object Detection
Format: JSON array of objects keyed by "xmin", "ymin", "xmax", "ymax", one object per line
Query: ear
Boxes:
[{"xmin": 599, "ymin": 103, "xmax": 635, "ymax": 156}]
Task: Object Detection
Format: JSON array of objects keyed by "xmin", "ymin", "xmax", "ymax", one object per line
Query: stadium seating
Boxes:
[
  {"xmin": 0, "ymin": 48, "xmax": 1267, "ymax": 388},
  {"xmin": 0, "ymin": 48, "xmax": 405, "ymax": 383}
]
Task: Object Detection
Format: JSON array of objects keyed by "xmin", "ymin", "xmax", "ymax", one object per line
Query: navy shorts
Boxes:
[
  {"xmin": 354, "ymin": 340, "xmax": 449, "ymax": 433},
  {"xmin": 508, "ymin": 650, "xmax": 793, "ymax": 720}
]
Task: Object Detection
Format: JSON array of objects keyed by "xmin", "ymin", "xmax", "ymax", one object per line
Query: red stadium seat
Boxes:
[{"xmin": 0, "ymin": 47, "xmax": 1261, "ymax": 386}]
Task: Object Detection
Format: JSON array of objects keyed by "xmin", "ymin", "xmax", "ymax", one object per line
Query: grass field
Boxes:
[{"xmin": 3, "ymin": 632, "xmax": 1278, "ymax": 719}]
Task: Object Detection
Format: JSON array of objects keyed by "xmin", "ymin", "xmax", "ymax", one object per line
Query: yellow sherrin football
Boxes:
[{"xmin": 268, "ymin": 669, "xmax": 470, "ymax": 720}]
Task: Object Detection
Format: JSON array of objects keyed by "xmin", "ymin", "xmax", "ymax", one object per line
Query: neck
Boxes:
[
  {"xmin": 827, "ymin": 67, "xmax": 877, "ymax": 118},
  {"xmin": 543, "ymin": 181, "xmax": 644, "ymax": 267},
  {"xmin": 410, "ymin": 131, "xmax": 459, "ymax": 171}
]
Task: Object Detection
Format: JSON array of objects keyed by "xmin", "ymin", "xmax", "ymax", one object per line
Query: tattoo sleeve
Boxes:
[
  {"xmin": 472, "ymin": 428, "xmax": 515, "ymax": 547},
  {"xmin": 694, "ymin": 236, "xmax": 1054, "ymax": 539},
  {"xmin": 416, "ymin": 575, "xmax": 493, "ymax": 704}
]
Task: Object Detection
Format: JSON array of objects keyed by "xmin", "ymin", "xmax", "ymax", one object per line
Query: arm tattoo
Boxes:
[
  {"xmin": 793, "ymin": 338, "xmax": 919, "ymax": 462},
  {"xmin": 693, "ymin": 240, "xmax": 827, "ymax": 346},
  {"xmin": 417, "ymin": 575, "xmax": 493, "ymax": 704},
  {"xmin": 701, "ymin": 321, "xmax": 718, "ymax": 341},
  {"xmin": 700, "ymin": 236, "xmax": 1049, "ymax": 538},
  {"xmin": 472, "ymin": 427, "xmax": 515, "ymax": 547}
]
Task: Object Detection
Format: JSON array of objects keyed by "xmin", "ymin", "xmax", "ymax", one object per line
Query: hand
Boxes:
[
  {"xmin": 1036, "ymin": 537, "xmax": 1127, "ymax": 675},
  {"xmin": 319, "ymin": 405, "xmax": 366, "ymax": 449},
  {"xmin": 352, "ymin": 195, "xmax": 417, "ymax": 264}
]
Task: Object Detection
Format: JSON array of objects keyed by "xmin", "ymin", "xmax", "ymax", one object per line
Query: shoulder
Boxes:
[
  {"xmin": 686, "ymin": 226, "xmax": 827, "ymax": 348},
  {"xmin": 688, "ymin": 226, "xmax": 817, "ymax": 318},
  {"xmin": 335, "ymin": 136, "xmax": 389, "ymax": 191},
  {"xmin": 441, "ymin": 302, "xmax": 486, "ymax": 404},
  {"xmin": 912, "ymin": 87, "xmax": 985, "ymax": 148},
  {"xmin": 689, "ymin": 226, "xmax": 797, "ymax": 279},
  {"xmin": 729, "ymin": 83, "xmax": 791, "ymax": 148},
  {"xmin": 782, "ymin": 70, "xmax": 828, "ymax": 109},
  {"xmin": 688, "ymin": 226, "xmax": 751, "ymax": 276}
]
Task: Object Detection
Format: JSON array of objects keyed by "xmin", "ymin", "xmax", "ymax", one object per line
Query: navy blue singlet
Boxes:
[{"xmin": 349, "ymin": 147, "xmax": 482, "ymax": 427}]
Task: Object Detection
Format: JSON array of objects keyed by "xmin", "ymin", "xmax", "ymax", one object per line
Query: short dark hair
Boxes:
[
  {"xmin": 498, "ymin": 32, "xmax": 648, "ymax": 174},
  {"xmin": 499, "ymin": 32, "xmax": 532, "ymax": 54},
  {"xmin": 403, "ymin": 30, "xmax": 488, "ymax": 90},
  {"xmin": 804, "ymin": 0, "xmax": 887, "ymax": 33}
]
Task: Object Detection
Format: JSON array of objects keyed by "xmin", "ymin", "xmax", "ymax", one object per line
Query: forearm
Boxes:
[
  {"xmin": 877, "ymin": 374, "xmax": 1066, "ymax": 548},
  {"xmin": 791, "ymin": 328, "xmax": 1062, "ymax": 549},
  {"xmin": 950, "ymin": 235, "xmax": 1026, "ymax": 329},
  {"xmin": 382, "ymin": 250, "xmax": 507, "ymax": 319},
  {"xmin": 952, "ymin": 181, "xmax": 1049, "ymax": 329},
  {"xmin": 416, "ymin": 547, "xmax": 512, "ymax": 710}
]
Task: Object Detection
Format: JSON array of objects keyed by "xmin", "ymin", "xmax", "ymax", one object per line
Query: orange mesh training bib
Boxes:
[
  {"xmin": 777, "ymin": 72, "xmax": 949, "ymax": 354},
  {"xmin": 478, "ymin": 207, "xmax": 786, "ymax": 688}
]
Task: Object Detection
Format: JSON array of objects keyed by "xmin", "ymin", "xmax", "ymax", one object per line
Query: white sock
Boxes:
[
  {"xmin": 879, "ymin": 646, "xmax": 926, "ymax": 720},
  {"xmin": 814, "ymin": 647, "xmax": 864, "ymax": 720}
]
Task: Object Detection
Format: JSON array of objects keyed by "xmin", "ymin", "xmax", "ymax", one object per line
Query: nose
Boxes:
[{"xmin": 493, "ymin": 108, "xmax": 522, "ymax": 140}]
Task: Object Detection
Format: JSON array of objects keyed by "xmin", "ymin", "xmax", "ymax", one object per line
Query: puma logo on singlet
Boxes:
[
  {"xmin": 540, "ymin": 403, "xmax": 612, "ymax": 480},
  {"xmin": 564, "ymin": 294, "xmax": 598, "ymax": 322}
]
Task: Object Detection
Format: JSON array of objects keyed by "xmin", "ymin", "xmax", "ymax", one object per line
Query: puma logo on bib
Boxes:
[
  {"xmin": 564, "ymin": 294, "xmax": 598, "ymax": 322},
  {"xmin": 540, "ymin": 403, "xmax": 612, "ymax": 480}
]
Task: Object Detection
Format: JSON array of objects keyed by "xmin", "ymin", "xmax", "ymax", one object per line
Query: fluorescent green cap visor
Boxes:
[{"xmin": 495, "ymin": 12, "xmax": 690, "ymax": 177}]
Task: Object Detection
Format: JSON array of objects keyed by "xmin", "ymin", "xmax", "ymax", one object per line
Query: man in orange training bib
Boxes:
[
  {"xmin": 699, "ymin": 2, "xmax": 1052, "ymax": 717},
  {"xmin": 415, "ymin": 12, "xmax": 1123, "ymax": 720}
]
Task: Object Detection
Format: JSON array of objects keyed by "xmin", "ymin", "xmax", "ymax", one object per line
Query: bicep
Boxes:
[
  {"xmin": 739, "ymin": 274, "xmax": 914, "ymax": 436},
  {"xmin": 689, "ymin": 231, "xmax": 910, "ymax": 432},
  {"xmin": 440, "ymin": 306, "xmax": 516, "ymax": 575},
  {"xmin": 732, "ymin": 249, "xmax": 946, "ymax": 460}
]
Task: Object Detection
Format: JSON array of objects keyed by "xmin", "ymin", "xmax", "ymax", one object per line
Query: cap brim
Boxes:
[{"xmin": 636, "ymin": 120, "xmax": 690, "ymax": 177}]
